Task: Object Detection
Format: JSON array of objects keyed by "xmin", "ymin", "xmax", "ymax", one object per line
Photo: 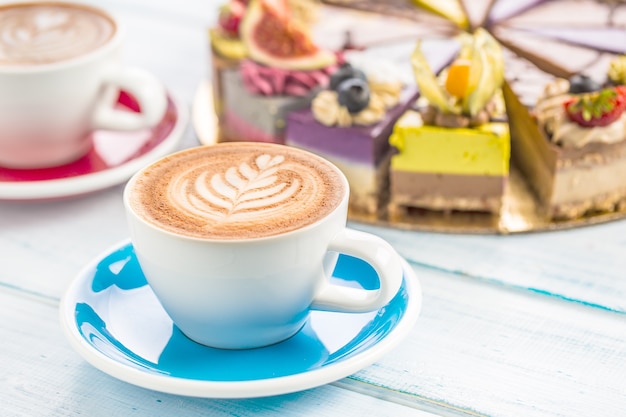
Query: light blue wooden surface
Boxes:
[{"xmin": 2, "ymin": 1, "xmax": 626, "ymax": 416}]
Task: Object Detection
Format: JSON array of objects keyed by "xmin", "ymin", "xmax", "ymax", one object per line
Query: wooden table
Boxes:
[{"xmin": 2, "ymin": 1, "xmax": 626, "ymax": 416}]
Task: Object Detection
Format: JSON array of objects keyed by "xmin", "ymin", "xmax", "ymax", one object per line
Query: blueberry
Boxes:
[
  {"xmin": 337, "ymin": 78, "xmax": 370, "ymax": 113},
  {"xmin": 329, "ymin": 63, "xmax": 367, "ymax": 91},
  {"xmin": 568, "ymin": 74, "xmax": 602, "ymax": 94}
]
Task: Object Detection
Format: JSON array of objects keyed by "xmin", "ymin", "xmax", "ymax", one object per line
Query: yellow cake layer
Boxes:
[{"xmin": 390, "ymin": 120, "xmax": 510, "ymax": 176}]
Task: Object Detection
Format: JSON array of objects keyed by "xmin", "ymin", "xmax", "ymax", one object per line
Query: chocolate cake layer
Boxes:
[
  {"xmin": 389, "ymin": 171, "xmax": 505, "ymax": 213},
  {"xmin": 391, "ymin": 171, "xmax": 505, "ymax": 199}
]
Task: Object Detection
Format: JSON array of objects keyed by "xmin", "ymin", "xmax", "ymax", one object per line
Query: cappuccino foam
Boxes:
[
  {"xmin": 128, "ymin": 143, "xmax": 347, "ymax": 239},
  {"xmin": 0, "ymin": 3, "xmax": 115, "ymax": 66}
]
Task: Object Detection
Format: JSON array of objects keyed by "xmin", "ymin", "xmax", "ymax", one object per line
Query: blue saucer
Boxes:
[{"xmin": 60, "ymin": 238, "xmax": 421, "ymax": 398}]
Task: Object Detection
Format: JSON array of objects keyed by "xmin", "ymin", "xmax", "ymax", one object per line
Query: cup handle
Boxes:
[
  {"xmin": 91, "ymin": 67, "xmax": 168, "ymax": 131},
  {"xmin": 310, "ymin": 228, "xmax": 404, "ymax": 313}
]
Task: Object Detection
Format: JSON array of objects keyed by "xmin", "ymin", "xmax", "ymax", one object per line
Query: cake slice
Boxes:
[
  {"xmin": 388, "ymin": 29, "xmax": 510, "ymax": 215},
  {"xmin": 505, "ymin": 51, "xmax": 626, "ymax": 219},
  {"xmin": 498, "ymin": 1, "xmax": 626, "ymax": 219},
  {"xmin": 212, "ymin": 0, "xmax": 338, "ymax": 144},
  {"xmin": 389, "ymin": 114, "xmax": 510, "ymax": 214}
]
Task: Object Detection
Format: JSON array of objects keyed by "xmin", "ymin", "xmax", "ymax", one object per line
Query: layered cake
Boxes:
[
  {"xmin": 211, "ymin": 0, "xmax": 337, "ymax": 144},
  {"xmin": 505, "ymin": 54, "xmax": 626, "ymax": 219},
  {"xmin": 388, "ymin": 29, "xmax": 510, "ymax": 215},
  {"xmin": 492, "ymin": 0, "xmax": 626, "ymax": 219},
  {"xmin": 209, "ymin": 0, "xmax": 626, "ymax": 223}
]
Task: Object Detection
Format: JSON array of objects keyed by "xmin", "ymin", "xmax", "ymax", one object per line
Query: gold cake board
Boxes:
[{"xmin": 192, "ymin": 82, "xmax": 626, "ymax": 235}]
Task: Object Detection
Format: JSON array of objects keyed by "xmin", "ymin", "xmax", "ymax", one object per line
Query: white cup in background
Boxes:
[{"xmin": 0, "ymin": 2, "xmax": 167, "ymax": 169}]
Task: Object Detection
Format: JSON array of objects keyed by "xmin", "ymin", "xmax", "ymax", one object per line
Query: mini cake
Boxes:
[
  {"xmin": 285, "ymin": 44, "xmax": 459, "ymax": 215},
  {"xmin": 388, "ymin": 29, "xmax": 510, "ymax": 215},
  {"xmin": 494, "ymin": 0, "xmax": 626, "ymax": 219},
  {"xmin": 506, "ymin": 54, "xmax": 626, "ymax": 219},
  {"xmin": 215, "ymin": 0, "xmax": 337, "ymax": 144}
]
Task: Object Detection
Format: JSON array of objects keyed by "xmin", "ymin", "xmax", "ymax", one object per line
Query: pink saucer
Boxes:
[{"xmin": 0, "ymin": 91, "xmax": 187, "ymax": 201}]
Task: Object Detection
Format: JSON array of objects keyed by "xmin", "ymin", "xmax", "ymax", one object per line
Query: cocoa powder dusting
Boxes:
[{"xmin": 128, "ymin": 144, "xmax": 345, "ymax": 240}]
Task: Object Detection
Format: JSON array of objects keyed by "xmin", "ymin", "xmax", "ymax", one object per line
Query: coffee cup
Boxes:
[
  {"xmin": 0, "ymin": 2, "xmax": 168, "ymax": 169},
  {"xmin": 123, "ymin": 142, "xmax": 404, "ymax": 349}
]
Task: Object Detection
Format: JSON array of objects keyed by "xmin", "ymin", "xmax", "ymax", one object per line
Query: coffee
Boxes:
[
  {"xmin": 128, "ymin": 143, "xmax": 347, "ymax": 240},
  {"xmin": 0, "ymin": 2, "xmax": 115, "ymax": 66}
]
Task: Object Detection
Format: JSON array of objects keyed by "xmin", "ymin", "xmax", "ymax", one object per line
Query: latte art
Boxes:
[
  {"xmin": 129, "ymin": 144, "xmax": 346, "ymax": 239},
  {"xmin": 0, "ymin": 3, "xmax": 115, "ymax": 66},
  {"xmin": 172, "ymin": 154, "xmax": 310, "ymax": 223}
]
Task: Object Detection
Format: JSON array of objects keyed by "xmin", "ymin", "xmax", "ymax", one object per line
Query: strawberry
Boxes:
[
  {"xmin": 564, "ymin": 86, "xmax": 626, "ymax": 128},
  {"xmin": 218, "ymin": 0, "xmax": 246, "ymax": 37}
]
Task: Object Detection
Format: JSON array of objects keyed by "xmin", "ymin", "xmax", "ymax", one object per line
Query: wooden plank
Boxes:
[
  {"xmin": 352, "ymin": 220, "xmax": 626, "ymax": 313},
  {"xmin": 346, "ymin": 264, "xmax": 626, "ymax": 417},
  {"xmin": 0, "ymin": 291, "xmax": 439, "ymax": 417}
]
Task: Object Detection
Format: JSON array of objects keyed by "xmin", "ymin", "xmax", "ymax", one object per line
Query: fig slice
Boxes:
[{"xmin": 240, "ymin": 0, "xmax": 336, "ymax": 70}]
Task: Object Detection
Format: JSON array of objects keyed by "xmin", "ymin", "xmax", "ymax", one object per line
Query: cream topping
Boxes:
[
  {"xmin": 311, "ymin": 80, "xmax": 401, "ymax": 127},
  {"xmin": 536, "ymin": 78, "xmax": 626, "ymax": 149}
]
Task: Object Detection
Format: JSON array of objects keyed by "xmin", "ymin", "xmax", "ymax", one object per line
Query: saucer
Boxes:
[
  {"xmin": 59, "ymin": 238, "xmax": 421, "ymax": 398},
  {"xmin": 0, "ymin": 91, "xmax": 187, "ymax": 201},
  {"xmin": 192, "ymin": 80, "xmax": 217, "ymax": 146}
]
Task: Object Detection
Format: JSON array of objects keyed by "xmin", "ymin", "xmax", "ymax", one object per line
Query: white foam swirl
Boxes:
[
  {"xmin": 169, "ymin": 154, "xmax": 319, "ymax": 225},
  {"xmin": 0, "ymin": 5, "xmax": 114, "ymax": 65}
]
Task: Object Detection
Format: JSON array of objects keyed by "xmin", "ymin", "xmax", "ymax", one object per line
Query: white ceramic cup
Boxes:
[
  {"xmin": 123, "ymin": 144, "xmax": 404, "ymax": 349},
  {"xmin": 0, "ymin": 2, "xmax": 168, "ymax": 169}
]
